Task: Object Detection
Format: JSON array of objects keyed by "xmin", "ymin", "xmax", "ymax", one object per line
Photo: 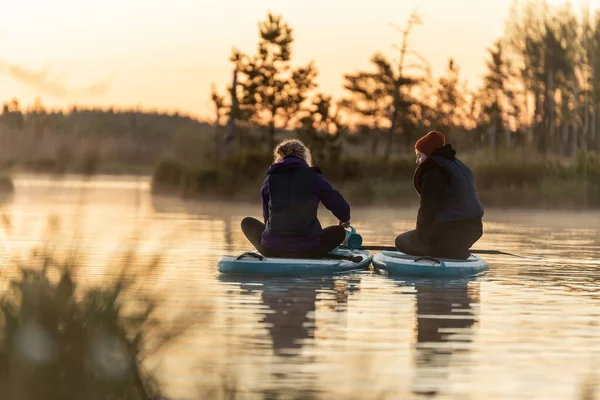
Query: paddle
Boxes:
[
  {"xmin": 359, "ymin": 245, "xmax": 543, "ymax": 260},
  {"xmin": 235, "ymin": 251, "xmax": 363, "ymax": 263},
  {"xmin": 324, "ymin": 254, "xmax": 363, "ymax": 263}
]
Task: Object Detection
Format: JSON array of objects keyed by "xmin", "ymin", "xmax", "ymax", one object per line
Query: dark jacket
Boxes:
[
  {"xmin": 413, "ymin": 144, "xmax": 484, "ymax": 243},
  {"xmin": 260, "ymin": 156, "xmax": 350, "ymax": 251}
]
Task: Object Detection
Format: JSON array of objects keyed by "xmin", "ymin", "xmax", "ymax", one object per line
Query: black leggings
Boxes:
[
  {"xmin": 395, "ymin": 222, "xmax": 483, "ymax": 260},
  {"xmin": 395, "ymin": 230, "xmax": 439, "ymax": 258},
  {"xmin": 241, "ymin": 217, "xmax": 346, "ymax": 258}
]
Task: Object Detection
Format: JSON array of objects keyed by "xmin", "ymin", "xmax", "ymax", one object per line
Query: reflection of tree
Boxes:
[
  {"xmin": 408, "ymin": 279, "xmax": 480, "ymax": 396},
  {"xmin": 223, "ymin": 216, "xmax": 233, "ymax": 253}
]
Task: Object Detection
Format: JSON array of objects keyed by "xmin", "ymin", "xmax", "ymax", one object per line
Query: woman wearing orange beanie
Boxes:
[{"xmin": 395, "ymin": 131, "xmax": 484, "ymax": 259}]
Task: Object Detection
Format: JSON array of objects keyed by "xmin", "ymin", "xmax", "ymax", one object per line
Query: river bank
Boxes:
[
  {"xmin": 149, "ymin": 151, "xmax": 600, "ymax": 209},
  {"xmin": 4, "ymin": 149, "xmax": 600, "ymax": 209}
]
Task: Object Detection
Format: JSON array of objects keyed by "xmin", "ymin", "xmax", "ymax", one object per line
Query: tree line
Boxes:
[
  {"xmin": 213, "ymin": 0, "xmax": 600, "ymax": 160},
  {"xmin": 1, "ymin": 0, "xmax": 598, "ymax": 171},
  {"xmin": 0, "ymin": 98, "xmax": 214, "ymax": 172}
]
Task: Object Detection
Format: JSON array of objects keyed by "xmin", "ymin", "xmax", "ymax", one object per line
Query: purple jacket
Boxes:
[{"xmin": 260, "ymin": 157, "xmax": 351, "ymax": 251}]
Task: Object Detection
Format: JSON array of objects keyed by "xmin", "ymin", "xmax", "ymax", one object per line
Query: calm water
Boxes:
[{"xmin": 3, "ymin": 174, "xmax": 600, "ymax": 399}]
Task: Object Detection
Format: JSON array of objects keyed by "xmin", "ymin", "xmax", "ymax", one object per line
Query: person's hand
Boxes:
[{"xmin": 339, "ymin": 220, "xmax": 351, "ymax": 228}]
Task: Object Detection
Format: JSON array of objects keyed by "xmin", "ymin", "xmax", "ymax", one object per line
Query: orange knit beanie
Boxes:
[{"xmin": 415, "ymin": 131, "xmax": 446, "ymax": 156}]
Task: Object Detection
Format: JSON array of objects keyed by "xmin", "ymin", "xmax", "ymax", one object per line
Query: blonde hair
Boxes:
[{"xmin": 273, "ymin": 139, "xmax": 313, "ymax": 166}]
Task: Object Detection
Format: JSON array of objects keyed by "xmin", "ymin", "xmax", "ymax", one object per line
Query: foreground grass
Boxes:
[
  {"xmin": 0, "ymin": 240, "xmax": 195, "ymax": 400},
  {"xmin": 579, "ymin": 372, "xmax": 598, "ymax": 400}
]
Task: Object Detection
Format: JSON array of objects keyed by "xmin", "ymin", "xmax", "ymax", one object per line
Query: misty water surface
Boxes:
[{"xmin": 1, "ymin": 174, "xmax": 599, "ymax": 399}]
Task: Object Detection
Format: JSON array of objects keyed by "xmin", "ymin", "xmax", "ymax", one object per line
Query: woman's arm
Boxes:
[
  {"xmin": 261, "ymin": 178, "xmax": 269, "ymax": 223},
  {"xmin": 315, "ymin": 175, "xmax": 351, "ymax": 224},
  {"xmin": 416, "ymin": 168, "xmax": 447, "ymax": 241}
]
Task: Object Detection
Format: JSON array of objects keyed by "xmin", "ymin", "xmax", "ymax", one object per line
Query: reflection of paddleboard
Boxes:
[
  {"xmin": 217, "ymin": 248, "xmax": 372, "ymax": 276},
  {"xmin": 372, "ymin": 251, "xmax": 488, "ymax": 277}
]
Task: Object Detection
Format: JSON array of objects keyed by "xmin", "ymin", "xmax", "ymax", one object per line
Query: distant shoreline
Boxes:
[
  {"xmin": 6, "ymin": 161, "xmax": 600, "ymax": 210},
  {"xmin": 149, "ymin": 153, "xmax": 600, "ymax": 210}
]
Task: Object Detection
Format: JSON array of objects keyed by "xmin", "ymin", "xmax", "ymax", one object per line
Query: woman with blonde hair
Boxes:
[{"xmin": 241, "ymin": 139, "xmax": 351, "ymax": 258}]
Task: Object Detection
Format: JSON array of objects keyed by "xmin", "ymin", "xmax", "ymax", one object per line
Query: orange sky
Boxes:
[{"xmin": 0, "ymin": 0, "xmax": 597, "ymax": 120}]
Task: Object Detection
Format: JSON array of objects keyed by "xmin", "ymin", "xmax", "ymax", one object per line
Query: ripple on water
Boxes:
[{"xmin": 4, "ymin": 176, "xmax": 600, "ymax": 399}]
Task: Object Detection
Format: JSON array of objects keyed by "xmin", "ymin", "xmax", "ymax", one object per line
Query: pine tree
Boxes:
[
  {"xmin": 230, "ymin": 13, "xmax": 317, "ymax": 151},
  {"xmin": 342, "ymin": 12, "xmax": 424, "ymax": 161},
  {"xmin": 433, "ymin": 59, "xmax": 470, "ymax": 144}
]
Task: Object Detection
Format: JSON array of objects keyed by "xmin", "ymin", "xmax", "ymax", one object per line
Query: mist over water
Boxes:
[{"xmin": 0, "ymin": 174, "xmax": 597, "ymax": 399}]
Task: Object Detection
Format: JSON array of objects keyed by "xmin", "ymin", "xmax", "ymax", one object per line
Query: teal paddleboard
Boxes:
[
  {"xmin": 372, "ymin": 250, "xmax": 488, "ymax": 277},
  {"xmin": 217, "ymin": 248, "xmax": 372, "ymax": 276}
]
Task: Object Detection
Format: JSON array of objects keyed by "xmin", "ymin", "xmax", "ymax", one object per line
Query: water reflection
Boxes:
[
  {"xmin": 393, "ymin": 277, "xmax": 480, "ymax": 396},
  {"xmin": 218, "ymin": 274, "xmax": 361, "ymax": 396},
  {"xmin": 260, "ymin": 278, "xmax": 320, "ymax": 354},
  {"xmin": 220, "ymin": 276, "xmax": 360, "ymax": 354},
  {"xmin": 7, "ymin": 175, "xmax": 600, "ymax": 399},
  {"xmin": 223, "ymin": 216, "xmax": 234, "ymax": 253}
]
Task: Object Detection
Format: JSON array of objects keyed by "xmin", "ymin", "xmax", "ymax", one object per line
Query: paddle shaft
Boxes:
[
  {"xmin": 359, "ymin": 245, "xmax": 543, "ymax": 259},
  {"xmin": 324, "ymin": 253, "xmax": 363, "ymax": 263}
]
